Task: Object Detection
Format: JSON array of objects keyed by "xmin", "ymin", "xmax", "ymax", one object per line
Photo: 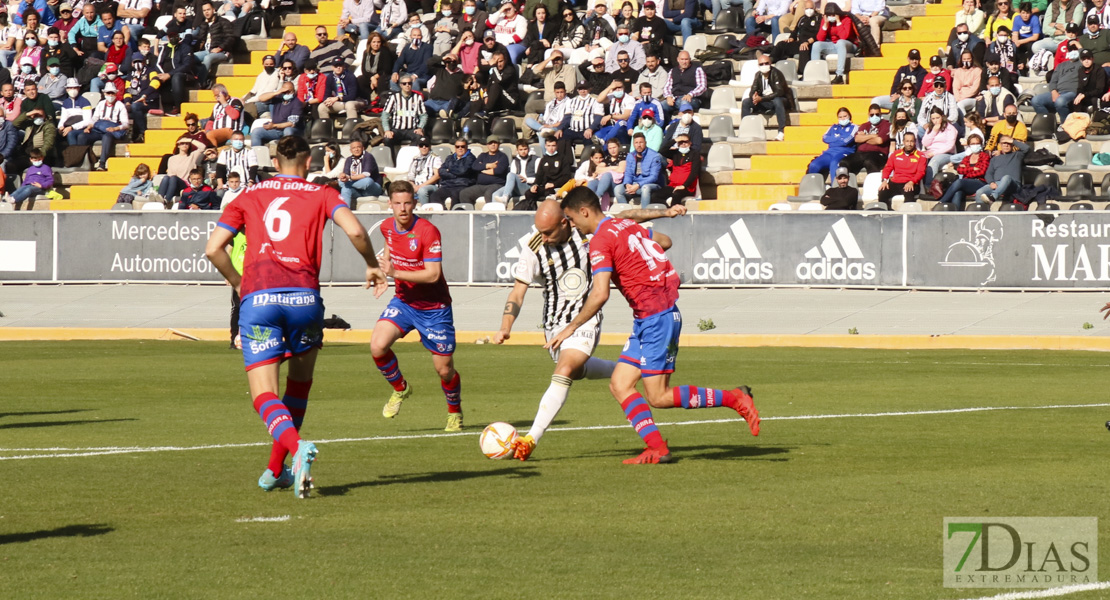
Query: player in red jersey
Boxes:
[
  {"xmin": 371, "ymin": 180, "xmax": 464, "ymax": 432},
  {"xmin": 206, "ymin": 136, "xmax": 387, "ymax": 498},
  {"xmin": 549, "ymin": 187, "xmax": 761, "ymax": 464}
]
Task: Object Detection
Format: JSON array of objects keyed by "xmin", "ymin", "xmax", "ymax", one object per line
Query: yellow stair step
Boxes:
[
  {"xmin": 816, "ymin": 98, "xmax": 874, "ymax": 115},
  {"xmin": 144, "ymin": 129, "xmax": 187, "ymax": 145},
  {"xmin": 731, "ymin": 170, "xmax": 806, "ymax": 184},
  {"xmin": 862, "ymin": 56, "xmax": 924, "ymax": 69},
  {"xmin": 67, "ymin": 185, "xmax": 127, "ymax": 203},
  {"xmin": 784, "ymin": 126, "xmax": 835, "ymax": 142},
  {"xmin": 850, "ymin": 70, "xmax": 897, "ymax": 86},
  {"xmin": 752, "ymin": 154, "xmax": 812, "ymax": 171},
  {"xmin": 50, "ymin": 198, "xmax": 118, "ymax": 210},
  {"xmin": 765, "ymin": 142, "xmax": 822, "ymax": 155},
  {"xmin": 124, "ymin": 143, "xmax": 174, "ymax": 157},
  {"xmin": 831, "ymin": 84, "xmax": 889, "ymax": 98},
  {"xmin": 700, "ymin": 198, "xmax": 781, "ymax": 211},
  {"xmin": 926, "ymin": 3, "xmax": 965, "ymax": 16},
  {"xmin": 716, "ymin": 185, "xmax": 798, "ymax": 202},
  {"xmin": 103, "ymin": 157, "xmax": 159, "ymax": 174},
  {"xmin": 88, "ymin": 171, "xmax": 140, "ymax": 185},
  {"xmin": 894, "ymin": 29, "xmax": 956, "ymax": 44}
]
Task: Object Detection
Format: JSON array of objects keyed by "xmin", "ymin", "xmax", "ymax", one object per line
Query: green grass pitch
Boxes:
[{"xmin": 2, "ymin": 341, "xmax": 1110, "ymax": 599}]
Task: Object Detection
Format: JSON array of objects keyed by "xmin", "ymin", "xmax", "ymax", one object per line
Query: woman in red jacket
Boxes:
[
  {"xmin": 649, "ymin": 133, "xmax": 701, "ymax": 206},
  {"xmin": 937, "ymin": 132, "xmax": 991, "ymax": 210},
  {"xmin": 810, "ymin": 3, "xmax": 859, "ymax": 85}
]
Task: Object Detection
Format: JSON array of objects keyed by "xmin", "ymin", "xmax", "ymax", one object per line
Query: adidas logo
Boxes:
[
  {"xmin": 694, "ymin": 219, "xmax": 773, "ymax": 281},
  {"xmin": 796, "ymin": 218, "xmax": 877, "ymax": 281},
  {"xmin": 496, "ymin": 230, "xmax": 537, "ymax": 280}
]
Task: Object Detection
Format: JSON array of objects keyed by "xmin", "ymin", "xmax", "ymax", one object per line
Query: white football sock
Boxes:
[
  {"xmin": 527, "ymin": 374, "xmax": 572, "ymax": 442},
  {"xmin": 581, "ymin": 357, "xmax": 617, "ymax": 380}
]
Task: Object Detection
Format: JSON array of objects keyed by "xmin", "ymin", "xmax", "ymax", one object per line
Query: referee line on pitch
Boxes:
[
  {"xmin": 1, "ymin": 403, "xmax": 1107, "ymax": 461},
  {"xmin": 959, "ymin": 581, "xmax": 1110, "ymax": 599}
]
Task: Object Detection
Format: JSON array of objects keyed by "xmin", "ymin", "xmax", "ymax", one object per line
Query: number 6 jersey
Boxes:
[
  {"xmin": 217, "ymin": 175, "xmax": 348, "ymax": 298},
  {"xmin": 589, "ymin": 217, "xmax": 679, "ymax": 319}
]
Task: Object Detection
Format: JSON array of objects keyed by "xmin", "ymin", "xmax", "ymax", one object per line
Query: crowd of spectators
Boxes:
[{"xmin": 802, "ymin": 0, "xmax": 1110, "ymax": 209}]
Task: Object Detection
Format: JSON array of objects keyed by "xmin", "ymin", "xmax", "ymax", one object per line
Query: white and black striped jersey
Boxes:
[
  {"xmin": 408, "ymin": 152, "xmax": 441, "ymax": 186},
  {"xmin": 216, "ymin": 147, "xmax": 257, "ymax": 182},
  {"xmin": 383, "ymin": 92, "xmax": 426, "ymax": 131},
  {"xmin": 119, "ymin": 0, "xmax": 152, "ymax": 25},
  {"xmin": 512, "ymin": 227, "xmax": 593, "ymax": 328},
  {"xmin": 564, "ymin": 95, "xmax": 601, "ymax": 132}
]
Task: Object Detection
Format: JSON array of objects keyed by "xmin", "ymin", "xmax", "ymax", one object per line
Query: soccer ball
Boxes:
[{"xmin": 479, "ymin": 422, "xmax": 518, "ymax": 460}]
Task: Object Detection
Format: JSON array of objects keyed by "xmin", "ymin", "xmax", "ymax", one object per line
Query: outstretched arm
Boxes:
[
  {"xmin": 332, "ymin": 206, "xmax": 387, "ymax": 297},
  {"xmin": 621, "ymin": 204, "xmax": 686, "ymax": 249},
  {"xmin": 545, "ymin": 271, "xmax": 611, "ymax": 350},
  {"xmin": 494, "ymin": 281, "xmax": 530, "ymax": 343}
]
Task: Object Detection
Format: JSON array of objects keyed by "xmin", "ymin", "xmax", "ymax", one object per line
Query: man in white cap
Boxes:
[
  {"xmin": 58, "ymin": 77, "xmax": 92, "ymax": 146},
  {"xmin": 79, "ymin": 82, "xmax": 129, "ymax": 170}
]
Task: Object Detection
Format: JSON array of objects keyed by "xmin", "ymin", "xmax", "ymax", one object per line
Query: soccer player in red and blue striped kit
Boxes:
[
  {"xmin": 206, "ymin": 136, "xmax": 388, "ymax": 498},
  {"xmin": 549, "ymin": 187, "xmax": 761, "ymax": 464},
  {"xmin": 371, "ymin": 180, "xmax": 464, "ymax": 432}
]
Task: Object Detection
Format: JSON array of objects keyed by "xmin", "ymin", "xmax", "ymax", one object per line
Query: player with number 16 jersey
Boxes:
[{"xmin": 552, "ymin": 187, "xmax": 760, "ymax": 465}]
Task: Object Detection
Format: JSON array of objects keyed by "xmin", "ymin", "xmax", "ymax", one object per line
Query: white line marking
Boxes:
[
  {"xmin": 960, "ymin": 581, "xmax": 1110, "ymax": 599},
  {"xmin": 234, "ymin": 516, "xmax": 290, "ymax": 523},
  {"xmin": 1, "ymin": 403, "xmax": 1107, "ymax": 461}
]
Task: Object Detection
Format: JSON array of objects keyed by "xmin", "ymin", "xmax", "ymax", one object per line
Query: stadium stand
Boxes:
[{"xmin": 13, "ymin": 0, "xmax": 1110, "ymax": 213}]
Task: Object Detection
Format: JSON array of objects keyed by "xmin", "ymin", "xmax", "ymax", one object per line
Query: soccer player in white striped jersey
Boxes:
[{"xmin": 494, "ymin": 200, "xmax": 686, "ymax": 460}]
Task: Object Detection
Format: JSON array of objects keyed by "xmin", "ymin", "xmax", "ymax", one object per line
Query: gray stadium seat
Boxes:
[
  {"xmin": 111, "ymin": 202, "xmax": 133, "ymax": 210},
  {"xmin": 1071, "ymin": 202, "xmax": 1095, "ymax": 210},
  {"xmin": 1032, "ymin": 171, "xmax": 1059, "ymax": 189},
  {"xmin": 777, "ymin": 60, "xmax": 798, "ymax": 82},
  {"xmin": 864, "ymin": 202, "xmax": 889, "ymax": 210},
  {"xmin": 1059, "ymin": 171, "xmax": 1094, "ymax": 201},
  {"xmin": 708, "ymin": 115, "xmax": 736, "ymax": 143},
  {"xmin": 797, "ymin": 61, "xmax": 831, "ymax": 85},
  {"xmin": 1057, "ymin": 142, "xmax": 1092, "ymax": 172},
  {"xmin": 371, "ymin": 145, "xmax": 394, "ymax": 169},
  {"xmin": 524, "ymin": 90, "xmax": 546, "ymax": 115},
  {"xmin": 964, "ymin": 201, "xmax": 990, "ymax": 211},
  {"xmin": 786, "ymin": 173, "xmax": 827, "ymax": 202},
  {"xmin": 931, "ymin": 202, "xmax": 956, "ymax": 211},
  {"xmin": 735, "ymin": 115, "xmax": 766, "ymax": 143},
  {"xmin": 998, "ymin": 201, "xmax": 1025, "ymax": 211},
  {"xmin": 702, "ymin": 87, "xmax": 738, "ymax": 116},
  {"xmin": 705, "ymin": 143, "xmax": 733, "ymax": 173}
]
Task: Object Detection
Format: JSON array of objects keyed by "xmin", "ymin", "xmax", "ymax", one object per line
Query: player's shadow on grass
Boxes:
[
  {"xmin": 0, "ymin": 524, "xmax": 113, "ymax": 545},
  {"xmin": 0, "ymin": 409, "xmax": 91, "ymax": 419},
  {"xmin": 408, "ymin": 420, "xmax": 572, "ymax": 433},
  {"xmin": 0, "ymin": 418, "xmax": 137, "ymax": 430},
  {"xmin": 317, "ymin": 466, "xmax": 541, "ymax": 497},
  {"xmin": 549, "ymin": 445, "xmax": 794, "ymax": 462}
]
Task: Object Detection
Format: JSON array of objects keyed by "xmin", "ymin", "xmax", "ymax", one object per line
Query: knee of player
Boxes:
[
  {"xmin": 644, "ymin": 390, "xmax": 672, "ymax": 409},
  {"xmin": 435, "ymin": 363, "xmax": 456, "ymax": 380}
]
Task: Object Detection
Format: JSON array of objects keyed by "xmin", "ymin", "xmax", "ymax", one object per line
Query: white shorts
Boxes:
[{"xmin": 545, "ymin": 314, "xmax": 602, "ymax": 363}]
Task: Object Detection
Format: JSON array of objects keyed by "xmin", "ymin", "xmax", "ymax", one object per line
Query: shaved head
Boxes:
[{"xmin": 535, "ymin": 200, "xmax": 572, "ymax": 245}]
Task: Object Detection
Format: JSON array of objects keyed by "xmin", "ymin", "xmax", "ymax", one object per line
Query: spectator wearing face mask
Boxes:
[
  {"xmin": 807, "ymin": 107, "xmax": 857, "ymax": 177},
  {"xmin": 627, "ymin": 83, "xmax": 664, "ymax": 133},
  {"xmin": 79, "ymin": 82, "xmax": 128, "ymax": 171},
  {"xmin": 741, "ymin": 56, "xmax": 791, "ymax": 142},
  {"xmin": 649, "ymin": 132, "xmax": 699, "ymax": 207},
  {"xmin": 38, "ymin": 57, "xmax": 65, "ymax": 102},
  {"xmin": 243, "ymin": 55, "xmax": 282, "ymax": 116},
  {"xmin": 937, "ymin": 132, "xmax": 991, "ymax": 209},
  {"xmin": 979, "ymin": 52, "xmax": 1017, "ymax": 95},
  {"xmin": 1032, "ymin": 44, "xmax": 1082, "ymax": 120},
  {"xmin": 661, "ymin": 102, "xmax": 703, "ymax": 155},
  {"xmin": 58, "ymin": 78, "xmax": 90, "ymax": 145},
  {"xmin": 839, "ymin": 103, "xmax": 890, "ymax": 175},
  {"xmin": 919, "ymin": 55, "xmax": 951, "ymax": 99},
  {"xmin": 987, "ymin": 26, "xmax": 1018, "ymax": 76},
  {"xmin": 1053, "ymin": 23, "xmax": 1081, "ymax": 66},
  {"xmin": 296, "ymin": 59, "xmax": 328, "ymax": 113},
  {"xmin": 250, "ymin": 83, "xmax": 303, "ymax": 146},
  {"xmin": 6, "ymin": 147, "xmax": 50, "ymax": 210},
  {"xmin": 13, "ymin": 59, "xmax": 40, "ymax": 97},
  {"xmin": 40, "ymin": 27, "xmax": 78, "ymax": 78},
  {"xmin": 811, "ymin": 3, "xmax": 858, "ymax": 85},
  {"xmin": 605, "ymin": 24, "xmax": 645, "ymax": 72},
  {"xmin": 215, "ymin": 131, "xmax": 257, "ymax": 191},
  {"xmin": 951, "ymin": 50, "xmax": 983, "ymax": 114},
  {"xmin": 917, "ymin": 78, "xmax": 960, "ymax": 137},
  {"xmin": 1080, "ymin": 15, "xmax": 1110, "ymax": 66},
  {"xmin": 90, "ymin": 61, "xmax": 123, "ymax": 94},
  {"xmin": 393, "ymin": 26, "xmax": 432, "ymax": 91},
  {"xmin": 946, "ymin": 23, "xmax": 985, "ymax": 67},
  {"xmin": 975, "ymin": 74, "xmax": 1016, "ymax": 127},
  {"xmin": 595, "ymin": 83, "xmax": 635, "ymax": 145},
  {"xmin": 985, "ymin": 105, "xmax": 1026, "ymax": 152},
  {"xmin": 631, "ymin": 106, "xmax": 663, "ymax": 151},
  {"xmin": 425, "ymin": 54, "xmax": 468, "ymax": 118}
]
